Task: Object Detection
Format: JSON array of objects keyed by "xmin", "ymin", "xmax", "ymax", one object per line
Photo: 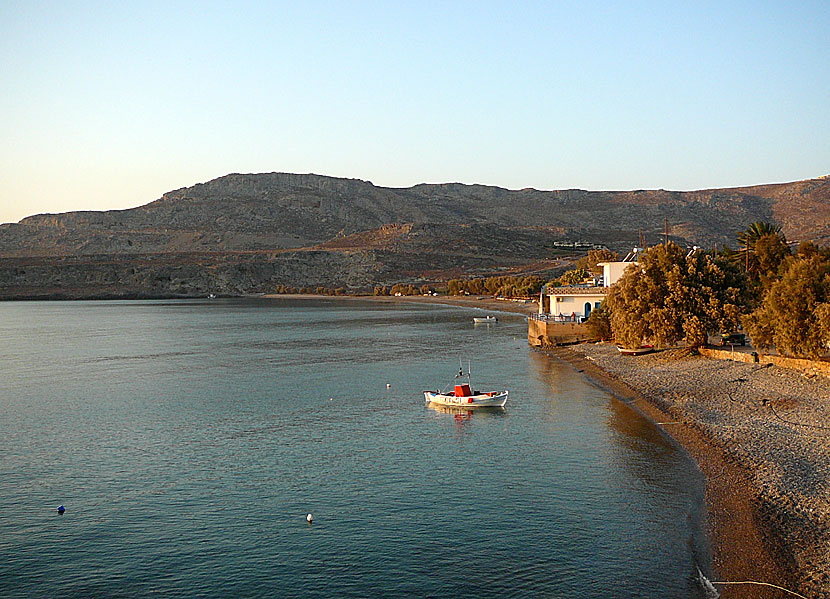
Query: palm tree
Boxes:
[
  {"xmin": 736, "ymin": 221, "xmax": 784, "ymax": 273},
  {"xmin": 738, "ymin": 221, "xmax": 782, "ymax": 252}
]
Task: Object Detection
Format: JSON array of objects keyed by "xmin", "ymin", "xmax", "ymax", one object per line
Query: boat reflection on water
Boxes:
[{"xmin": 426, "ymin": 402, "xmax": 507, "ymax": 424}]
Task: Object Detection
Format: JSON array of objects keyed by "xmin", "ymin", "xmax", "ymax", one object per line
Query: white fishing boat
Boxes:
[
  {"xmin": 616, "ymin": 345, "xmax": 654, "ymax": 356},
  {"xmin": 473, "ymin": 315, "xmax": 498, "ymax": 323},
  {"xmin": 424, "ymin": 363, "xmax": 508, "ymax": 408}
]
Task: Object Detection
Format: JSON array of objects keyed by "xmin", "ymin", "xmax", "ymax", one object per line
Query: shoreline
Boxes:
[
  {"xmin": 272, "ymin": 294, "xmax": 815, "ymax": 595},
  {"xmin": 552, "ymin": 342, "xmax": 829, "ymax": 598},
  {"xmin": 1, "ymin": 291, "xmax": 542, "ymax": 319},
  {"xmin": 547, "ymin": 347, "xmax": 790, "ymax": 598}
]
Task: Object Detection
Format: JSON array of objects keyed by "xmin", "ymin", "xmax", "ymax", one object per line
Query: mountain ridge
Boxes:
[{"xmin": 1, "ymin": 172, "xmax": 827, "ymax": 298}]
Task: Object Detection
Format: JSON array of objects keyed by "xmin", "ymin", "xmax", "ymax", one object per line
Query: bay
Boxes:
[{"xmin": 0, "ymin": 298, "xmax": 710, "ymax": 598}]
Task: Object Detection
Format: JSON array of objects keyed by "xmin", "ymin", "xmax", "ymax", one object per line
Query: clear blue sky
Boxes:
[{"xmin": 1, "ymin": 1, "xmax": 828, "ymax": 224}]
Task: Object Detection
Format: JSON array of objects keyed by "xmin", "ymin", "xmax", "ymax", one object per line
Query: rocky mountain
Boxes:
[{"xmin": 1, "ymin": 172, "xmax": 827, "ymax": 299}]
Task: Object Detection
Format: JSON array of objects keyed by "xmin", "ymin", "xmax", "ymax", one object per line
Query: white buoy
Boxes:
[
  {"xmin": 329, "ymin": 397, "xmax": 333, "ymax": 401},
  {"xmin": 386, "ymin": 383, "xmax": 391, "ymax": 388},
  {"xmin": 306, "ymin": 513, "xmax": 313, "ymax": 523}
]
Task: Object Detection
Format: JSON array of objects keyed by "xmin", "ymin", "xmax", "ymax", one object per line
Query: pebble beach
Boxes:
[{"xmin": 559, "ymin": 342, "xmax": 830, "ymax": 598}]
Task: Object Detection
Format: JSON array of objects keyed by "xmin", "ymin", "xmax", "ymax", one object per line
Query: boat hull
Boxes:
[
  {"xmin": 424, "ymin": 390, "xmax": 508, "ymax": 408},
  {"xmin": 616, "ymin": 346, "xmax": 654, "ymax": 356}
]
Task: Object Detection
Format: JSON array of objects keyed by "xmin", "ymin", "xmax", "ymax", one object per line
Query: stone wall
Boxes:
[
  {"xmin": 699, "ymin": 347, "xmax": 830, "ymax": 377},
  {"xmin": 528, "ymin": 318, "xmax": 597, "ymax": 346}
]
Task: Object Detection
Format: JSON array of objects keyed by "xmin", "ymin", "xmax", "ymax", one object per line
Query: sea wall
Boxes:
[
  {"xmin": 700, "ymin": 347, "xmax": 830, "ymax": 377},
  {"xmin": 528, "ymin": 317, "xmax": 596, "ymax": 346}
]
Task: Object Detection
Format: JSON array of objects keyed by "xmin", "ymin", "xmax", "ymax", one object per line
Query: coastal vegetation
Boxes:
[
  {"xmin": 742, "ymin": 244, "xmax": 830, "ymax": 359},
  {"xmin": 549, "ymin": 250, "xmax": 620, "ymax": 288},
  {"xmin": 605, "ymin": 242, "xmax": 744, "ymax": 349},
  {"xmin": 575, "ymin": 248, "xmax": 620, "ymax": 276},
  {"xmin": 604, "ymin": 222, "xmax": 830, "ymax": 357},
  {"xmin": 445, "ymin": 275, "xmax": 545, "ymax": 298},
  {"xmin": 584, "ymin": 306, "xmax": 612, "ymax": 341},
  {"xmin": 557, "ymin": 268, "xmax": 589, "ymax": 286}
]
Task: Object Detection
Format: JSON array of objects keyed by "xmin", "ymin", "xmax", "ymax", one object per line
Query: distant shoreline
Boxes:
[
  {"xmin": 261, "ymin": 293, "xmax": 541, "ymax": 317},
  {"xmin": 0, "ymin": 292, "xmax": 540, "ymax": 316}
]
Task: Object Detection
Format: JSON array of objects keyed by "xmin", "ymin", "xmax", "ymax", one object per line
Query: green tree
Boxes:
[
  {"xmin": 738, "ymin": 221, "xmax": 782, "ymax": 251},
  {"xmin": 736, "ymin": 221, "xmax": 786, "ymax": 275},
  {"xmin": 576, "ymin": 249, "xmax": 620, "ymax": 276},
  {"xmin": 467, "ymin": 278, "xmax": 485, "ymax": 294},
  {"xmin": 484, "ymin": 277, "xmax": 501, "ymax": 294},
  {"xmin": 754, "ymin": 233, "xmax": 790, "ymax": 278},
  {"xmin": 585, "ymin": 304, "xmax": 612, "ymax": 341},
  {"xmin": 560, "ymin": 268, "xmax": 589, "ymax": 286},
  {"xmin": 606, "ymin": 243, "xmax": 745, "ymax": 349},
  {"xmin": 743, "ymin": 254, "xmax": 830, "ymax": 359}
]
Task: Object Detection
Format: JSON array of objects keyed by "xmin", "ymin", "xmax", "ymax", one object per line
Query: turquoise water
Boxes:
[{"xmin": 0, "ymin": 298, "xmax": 710, "ymax": 598}]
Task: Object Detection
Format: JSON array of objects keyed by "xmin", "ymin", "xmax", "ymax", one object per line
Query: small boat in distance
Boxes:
[
  {"xmin": 424, "ymin": 362, "xmax": 508, "ymax": 408},
  {"xmin": 473, "ymin": 315, "xmax": 498, "ymax": 323}
]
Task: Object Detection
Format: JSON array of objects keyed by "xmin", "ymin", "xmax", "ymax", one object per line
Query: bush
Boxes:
[
  {"xmin": 560, "ymin": 268, "xmax": 589, "ymax": 286},
  {"xmin": 585, "ymin": 306, "xmax": 612, "ymax": 341}
]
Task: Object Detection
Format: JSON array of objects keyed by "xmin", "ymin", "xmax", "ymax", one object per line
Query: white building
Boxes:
[{"xmin": 539, "ymin": 249, "xmax": 640, "ymax": 322}]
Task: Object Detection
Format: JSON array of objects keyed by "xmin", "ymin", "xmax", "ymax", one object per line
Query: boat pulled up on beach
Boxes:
[
  {"xmin": 424, "ymin": 363, "xmax": 508, "ymax": 408},
  {"xmin": 616, "ymin": 345, "xmax": 654, "ymax": 356}
]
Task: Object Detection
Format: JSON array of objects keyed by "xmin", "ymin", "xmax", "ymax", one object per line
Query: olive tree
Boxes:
[{"xmin": 585, "ymin": 304, "xmax": 612, "ymax": 341}]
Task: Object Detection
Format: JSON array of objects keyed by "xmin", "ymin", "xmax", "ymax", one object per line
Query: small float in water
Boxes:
[{"xmin": 424, "ymin": 362, "xmax": 508, "ymax": 408}]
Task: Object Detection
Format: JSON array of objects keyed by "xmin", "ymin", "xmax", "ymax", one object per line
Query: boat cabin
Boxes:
[{"xmin": 454, "ymin": 384, "xmax": 472, "ymax": 397}]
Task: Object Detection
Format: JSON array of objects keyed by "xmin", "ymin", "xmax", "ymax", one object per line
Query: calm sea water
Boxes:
[{"xmin": 0, "ymin": 298, "xmax": 711, "ymax": 598}]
